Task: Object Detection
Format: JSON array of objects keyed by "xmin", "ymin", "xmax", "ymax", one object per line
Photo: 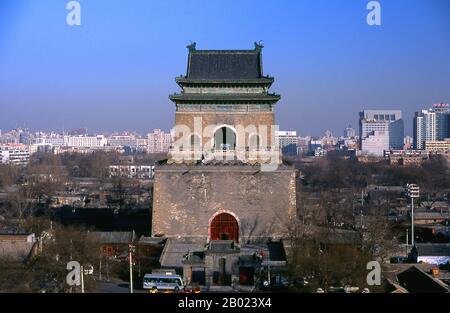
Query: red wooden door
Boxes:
[{"xmin": 210, "ymin": 213, "xmax": 239, "ymax": 242}]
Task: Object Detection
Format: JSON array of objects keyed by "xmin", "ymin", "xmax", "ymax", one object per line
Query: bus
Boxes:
[{"xmin": 143, "ymin": 274, "xmax": 184, "ymax": 292}]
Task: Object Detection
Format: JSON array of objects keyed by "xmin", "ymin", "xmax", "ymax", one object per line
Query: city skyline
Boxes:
[
  {"xmin": 0, "ymin": 101, "xmax": 447, "ymax": 139},
  {"xmin": 1, "ymin": 1, "xmax": 450, "ymax": 297},
  {"xmin": 0, "ymin": 0, "xmax": 449, "ymax": 136}
]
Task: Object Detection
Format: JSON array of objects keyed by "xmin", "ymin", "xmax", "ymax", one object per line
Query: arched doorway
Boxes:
[
  {"xmin": 214, "ymin": 127, "xmax": 236, "ymax": 150},
  {"xmin": 209, "ymin": 212, "xmax": 239, "ymax": 242}
]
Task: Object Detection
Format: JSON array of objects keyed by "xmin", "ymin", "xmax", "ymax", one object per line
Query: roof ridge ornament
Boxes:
[
  {"xmin": 254, "ymin": 41, "xmax": 264, "ymax": 52},
  {"xmin": 187, "ymin": 41, "xmax": 196, "ymax": 52}
]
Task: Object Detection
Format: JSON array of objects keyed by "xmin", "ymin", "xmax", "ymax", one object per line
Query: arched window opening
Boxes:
[{"xmin": 214, "ymin": 127, "xmax": 236, "ymax": 150}]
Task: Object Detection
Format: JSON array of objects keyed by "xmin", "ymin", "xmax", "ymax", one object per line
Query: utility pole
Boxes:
[
  {"xmin": 99, "ymin": 251, "xmax": 102, "ymax": 281},
  {"xmin": 39, "ymin": 236, "xmax": 43, "ymax": 254},
  {"xmin": 129, "ymin": 243, "xmax": 135, "ymax": 294},
  {"xmin": 411, "ymin": 196, "xmax": 415, "ymax": 246},
  {"xmin": 406, "ymin": 184, "xmax": 420, "ymax": 247},
  {"xmin": 81, "ymin": 265, "xmax": 85, "ymax": 294},
  {"xmin": 406, "ymin": 228, "xmax": 409, "ymax": 256},
  {"xmin": 360, "ymin": 209, "xmax": 364, "ymax": 229}
]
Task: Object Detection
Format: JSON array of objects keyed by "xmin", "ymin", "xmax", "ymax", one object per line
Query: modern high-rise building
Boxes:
[
  {"xmin": 359, "ymin": 110, "xmax": 404, "ymax": 156},
  {"xmin": 413, "ymin": 104, "xmax": 449, "ymax": 150},
  {"xmin": 414, "ymin": 109, "xmax": 436, "ymax": 149},
  {"xmin": 434, "ymin": 103, "xmax": 450, "ymax": 141},
  {"xmin": 275, "ymin": 131, "xmax": 298, "ymax": 156}
]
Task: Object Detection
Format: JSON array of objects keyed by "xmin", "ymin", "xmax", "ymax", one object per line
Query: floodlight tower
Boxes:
[{"xmin": 406, "ymin": 184, "xmax": 420, "ymax": 246}]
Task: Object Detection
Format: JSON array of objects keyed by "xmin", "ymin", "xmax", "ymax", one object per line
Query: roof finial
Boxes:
[
  {"xmin": 254, "ymin": 40, "xmax": 264, "ymax": 52},
  {"xmin": 187, "ymin": 41, "xmax": 196, "ymax": 52}
]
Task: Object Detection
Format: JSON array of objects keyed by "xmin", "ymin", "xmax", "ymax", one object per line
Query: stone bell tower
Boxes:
[
  {"xmin": 168, "ymin": 42, "xmax": 281, "ymax": 166},
  {"xmin": 152, "ymin": 43, "xmax": 297, "ymax": 243}
]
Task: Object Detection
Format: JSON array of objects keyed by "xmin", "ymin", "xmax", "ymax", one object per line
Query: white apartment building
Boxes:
[
  {"xmin": 360, "ymin": 131, "xmax": 389, "ymax": 156},
  {"xmin": 53, "ymin": 145, "xmax": 124, "ymax": 155},
  {"xmin": 404, "ymin": 136, "xmax": 413, "ymax": 150},
  {"xmin": 109, "ymin": 165, "xmax": 154, "ymax": 179},
  {"xmin": 34, "ymin": 137, "xmax": 65, "ymax": 146},
  {"xmin": 414, "ymin": 104, "xmax": 450, "ymax": 150},
  {"xmin": 135, "ymin": 138, "xmax": 149, "ymax": 150},
  {"xmin": 414, "ymin": 109, "xmax": 436, "ymax": 149},
  {"xmin": 275, "ymin": 131, "xmax": 298, "ymax": 156},
  {"xmin": 0, "ymin": 146, "xmax": 30, "ymax": 166},
  {"xmin": 314, "ymin": 147, "xmax": 327, "ymax": 157},
  {"xmin": 344, "ymin": 126, "xmax": 356, "ymax": 138},
  {"xmin": 107, "ymin": 135, "xmax": 136, "ymax": 147},
  {"xmin": 147, "ymin": 129, "xmax": 171, "ymax": 153},
  {"xmin": 359, "ymin": 110, "xmax": 404, "ymax": 156},
  {"xmin": 64, "ymin": 135, "xmax": 107, "ymax": 147}
]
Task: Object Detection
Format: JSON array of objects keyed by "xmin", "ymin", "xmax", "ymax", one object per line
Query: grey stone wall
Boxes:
[{"xmin": 152, "ymin": 164, "xmax": 297, "ymax": 242}]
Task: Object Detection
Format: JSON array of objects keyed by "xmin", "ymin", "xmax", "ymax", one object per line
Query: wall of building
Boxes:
[
  {"xmin": 359, "ymin": 110, "xmax": 404, "ymax": 153},
  {"xmin": 360, "ymin": 131, "xmax": 389, "ymax": 156},
  {"xmin": 152, "ymin": 164, "xmax": 297, "ymax": 241},
  {"xmin": 174, "ymin": 112, "xmax": 275, "ymax": 148}
]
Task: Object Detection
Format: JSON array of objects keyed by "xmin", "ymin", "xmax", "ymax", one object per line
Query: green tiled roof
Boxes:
[
  {"xmin": 169, "ymin": 93, "xmax": 280, "ymax": 102},
  {"xmin": 185, "ymin": 42, "xmax": 266, "ymax": 80},
  {"xmin": 175, "ymin": 77, "xmax": 274, "ymax": 85}
]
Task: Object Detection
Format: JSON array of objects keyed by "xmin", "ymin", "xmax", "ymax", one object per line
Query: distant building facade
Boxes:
[
  {"xmin": 388, "ymin": 149, "xmax": 430, "ymax": 166},
  {"xmin": 344, "ymin": 126, "xmax": 356, "ymax": 138},
  {"xmin": 361, "ymin": 130, "xmax": 389, "ymax": 157},
  {"xmin": 109, "ymin": 165, "xmax": 154, "ymax": 179},
  {"xmin": 435, "ymin": 103, "xmax": 450, "ymax": 141},
  {"xmin": 107, "ymin": 135, "xmax": 137, "ymax": 147},
  {"xmin": 424, "ymin": 139, "xmax": 450, "ymax": 152},
  {"xmin": 414, "ymin": 103, "xmax": 450, "ymax": 150},
  {"xmin": 404, "ymin": 136, "xmax": 413, "ymax": 150},
  {"xmin": 147, "ymin": 129, "xmax": 172, "ymax": 153},
  {"xmin": 414, "ymin": 109, "xmax": 436, "ymax": 149},
  {"xmin": 275, "ymin": 131, "xmax": 298, "ymax": 156},
  {"xmin": 65, "ymin": 135, "xmax": 107, "ymax": 147},
  {"xmin": 0, "ymin": 144, "xmax": 30, "ymax": 166},
  {"xmin": 359, "ymin": 110, "xmax": 404, "ymax": 156}
]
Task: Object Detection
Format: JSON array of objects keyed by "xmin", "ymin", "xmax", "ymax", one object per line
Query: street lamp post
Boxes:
[
  {"xmin": 129, "ymin": 243, "xmax": 136, "ymax": 294},
  {"xmin": 406, "ymin": 228, "xmax": 409, "ymax": 256},
  {"xmin": 80, "ymin": 265, "xmax": 84, "ymax": 293},
  {"xmin": 406, "ymin": 184, "xmax": 420, "ymax": 246}
]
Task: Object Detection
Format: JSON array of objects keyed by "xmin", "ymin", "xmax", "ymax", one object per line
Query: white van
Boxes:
[{"xmin": 143, "ymin": 274, "xmax": 184, "ymax": 291}]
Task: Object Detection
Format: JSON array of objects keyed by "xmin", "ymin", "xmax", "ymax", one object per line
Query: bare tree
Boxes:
[{"xmin": 6, "ymin": 185, "xmax": 34, "ymax": 231}]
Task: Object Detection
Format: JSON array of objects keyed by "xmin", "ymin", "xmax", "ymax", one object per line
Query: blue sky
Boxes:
[{"xmin": 0, "ymin": 0, "xmax": 449, "ymax": 136}]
